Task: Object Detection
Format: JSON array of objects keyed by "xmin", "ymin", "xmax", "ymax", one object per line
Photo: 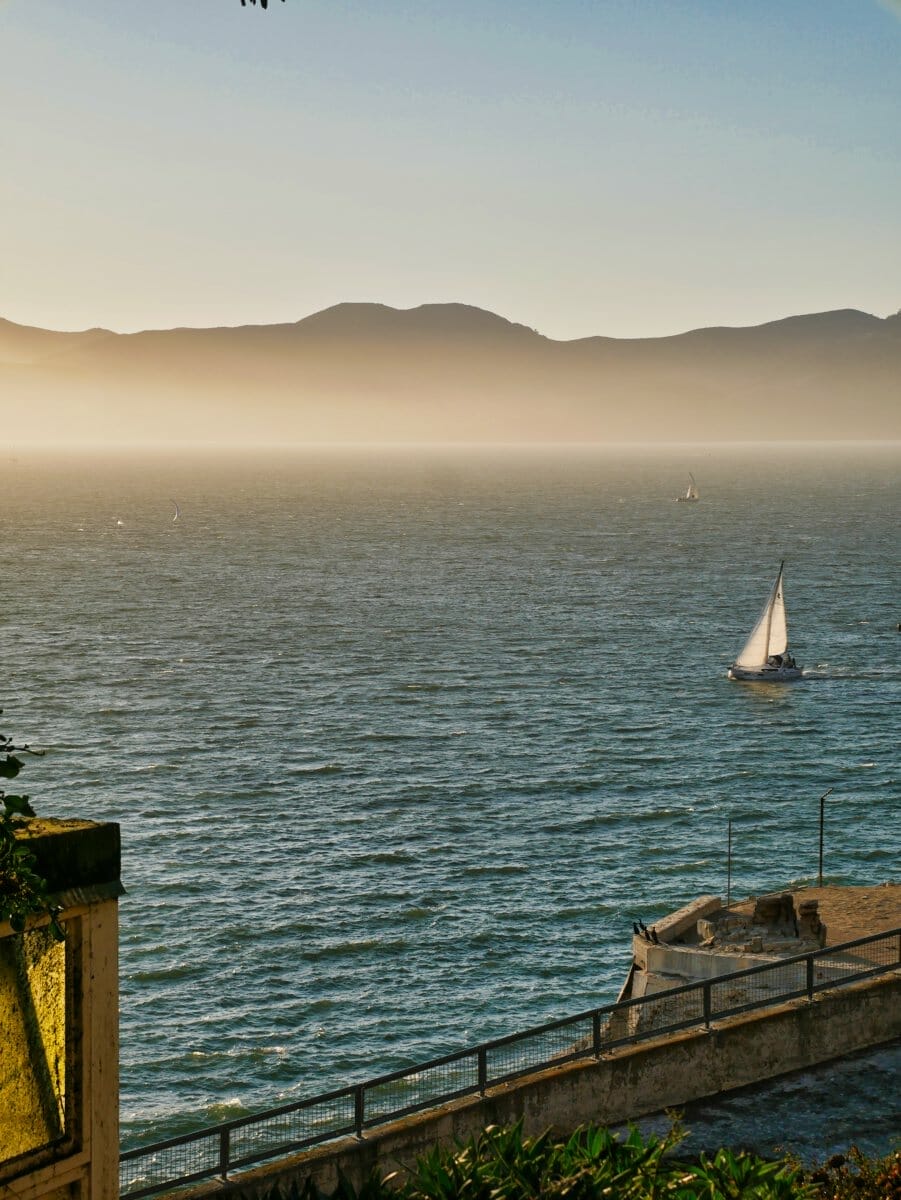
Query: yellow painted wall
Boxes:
[
  {"xmin": 1, "ymin": 819, "xmax": 121, "ymax": 1200},
  {"xmin": 0, "ymin": 927, "xmax": 67, "ymax": 1161}
]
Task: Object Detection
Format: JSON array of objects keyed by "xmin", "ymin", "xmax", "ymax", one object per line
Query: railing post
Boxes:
[
  {"xmin": 806, "ymin": 953, "xmax": 815, "ymax": 1001},
  {"xmin": 218, "ymin": 1127, "xmax": 230, "ymax": 1181},
  {"xmin": 354, "ymin": 1084, "xmax": 365, "ymax": 1137},
  {"xmin": 477, "ymin": 1048, "xmax": 488, "ymax": 1095},
  {"xmin": 702, "ymin": 981, "xmax": 712, "ymax": 1028},
  {"xmin": 592, "ymin": 1010, "xmax": 602, "ymax": 1057}
]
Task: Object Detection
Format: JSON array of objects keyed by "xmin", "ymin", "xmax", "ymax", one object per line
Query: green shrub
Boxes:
[{"xmin": 236, "ymin": 1121, "xmax": 823, "ymax": 1199}]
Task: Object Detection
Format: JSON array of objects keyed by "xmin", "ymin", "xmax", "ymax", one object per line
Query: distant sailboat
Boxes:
[
  {"xmin": 728, "ymin": 562, "xmax": 802, "ymax": 682},
  {"xmin": 676, "ymin": 473, "xmax": 700, "ymax": 503},
  {"xmin": 171, "ymin": 499, "xmax": 181, "ymax": 522}
]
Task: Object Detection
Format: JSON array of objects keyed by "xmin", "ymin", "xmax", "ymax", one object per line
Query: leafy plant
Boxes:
[
  {"xmin": 684, "ymin": 1145, "xmax": 814, "ymax": 1199},
  {"xmin": 0, "ymin": 721, "xmax": 62, "ymax": 938},
  {"xmin": 234, "ymin": 1120, "xmax": 831, "ymax": 1199}
]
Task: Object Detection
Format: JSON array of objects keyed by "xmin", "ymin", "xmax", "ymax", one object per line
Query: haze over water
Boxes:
[{"xmin": 2, "ymin": 443, "xmax": 898, "ymax": 1154}]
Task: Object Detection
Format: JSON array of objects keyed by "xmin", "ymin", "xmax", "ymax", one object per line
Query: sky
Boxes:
[{"xmin": 1, "ymin": 0, "xmax": 900, "ymax": 341}]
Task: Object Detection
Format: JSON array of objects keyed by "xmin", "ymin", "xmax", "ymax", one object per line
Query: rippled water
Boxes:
[{"xmin": 2, "ymin": 444, "xmax": 898, "ymax": 1150}]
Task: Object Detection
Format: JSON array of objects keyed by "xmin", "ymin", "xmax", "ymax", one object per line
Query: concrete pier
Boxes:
[{"xmin": 627, "ymin": 883, "xmax": 901, "ymax": 1014}]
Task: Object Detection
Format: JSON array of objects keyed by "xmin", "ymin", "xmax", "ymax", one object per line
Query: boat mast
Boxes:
[{"xmin": 762, "ymin": 561, "xmax": 784, "ymax": 661}]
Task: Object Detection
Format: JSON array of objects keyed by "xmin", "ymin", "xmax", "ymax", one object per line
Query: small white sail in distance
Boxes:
[
  {"xmin": 171, "ymin": 499, "xmax": 181, "ymax": 522},
  {"xmin": 733, "ymin": 561, "xmax": 789, "ymax": 671},
  {"xmin": 676, "ymin": 473, "xmax": 700, "ymax": 501}
]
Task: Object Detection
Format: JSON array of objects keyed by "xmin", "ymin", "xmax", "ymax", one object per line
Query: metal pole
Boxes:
[
  {"xmin": 818, "ymin": 788, "xmax": 833, "ymax": 887},
  {"xmin": 727, "ymin": 818, "xmax": 732, "ymax": 909}
]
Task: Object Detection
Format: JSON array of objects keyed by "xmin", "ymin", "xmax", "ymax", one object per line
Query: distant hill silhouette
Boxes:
[{"xmin": 1, "ymin": 303, "xmax": 898, "ymax": 444}]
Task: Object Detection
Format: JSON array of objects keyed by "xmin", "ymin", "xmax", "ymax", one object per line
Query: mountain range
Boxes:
[{"xmin": 1, "ymin": 303, "xmax": 899, "ymax": 444}]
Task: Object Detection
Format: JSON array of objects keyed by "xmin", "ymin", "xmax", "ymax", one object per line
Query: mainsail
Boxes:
[
  {"xmin": 734, "ymin": 563, "xmax": 789, "ymax": 669},
  {"xmin": 677, "ymin": 473, "xmax": 699, "ymax": 501}
]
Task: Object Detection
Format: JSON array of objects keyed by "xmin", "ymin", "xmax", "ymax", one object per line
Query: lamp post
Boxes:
[
  {"xmin": 727, "ymin": 817, "xmax": 732, "ymax": 909},
  {"xmin": 818, "ymin": 788, "xmax": 833, "ymax": 887}
]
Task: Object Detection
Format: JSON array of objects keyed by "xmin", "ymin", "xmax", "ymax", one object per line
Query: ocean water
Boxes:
[{"xmin": 1, "ymin": 443, "xmax": 898, "ymax": 1154}]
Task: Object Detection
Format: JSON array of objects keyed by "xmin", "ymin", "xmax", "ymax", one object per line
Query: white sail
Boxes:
[
  {"xmin": 734, "ymin": 564, "xmax": 789, "ymax": 669},
  {"xmin": 676, "ymin": 473, "xmax": 699, "ymax": 501},
  {"xmin": 768, "ymin": 580, "xmax": 788, "ymax": 656}
]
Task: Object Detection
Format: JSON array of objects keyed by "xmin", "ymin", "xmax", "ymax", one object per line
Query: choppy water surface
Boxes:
[{"xmin": 1, "ymin": 444, "xmax": 898, "ymax": 1151}]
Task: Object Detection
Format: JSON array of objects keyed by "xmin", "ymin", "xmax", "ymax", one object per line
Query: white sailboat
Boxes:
[
  {"xmin": 676, "ymin": 473, "xmax": 700, "ymax": 502},
  {"xmin": 728, "ymin": 562, "xmax": 802, "ymax": 681}
]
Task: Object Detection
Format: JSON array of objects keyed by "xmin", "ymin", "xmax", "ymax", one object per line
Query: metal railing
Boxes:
[{"xmin": 119, "ymin": 926, "xmax": 901, "ymax": 1198}]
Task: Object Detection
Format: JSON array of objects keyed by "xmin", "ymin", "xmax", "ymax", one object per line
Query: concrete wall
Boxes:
[
  {"xmin": 180, "ymin": 970, "xmax": 901, "ymax": 1199},
  {"xmin": 630, "ymin": 896, "xmax": 724, "ymax": 983},
  {"xmin": 0, "ymin": 819, "xmax": 121, "ymax": 1200},
  {"xmin": 0, "ymin": 925, "xmax": 68, "ymax": 1159}
]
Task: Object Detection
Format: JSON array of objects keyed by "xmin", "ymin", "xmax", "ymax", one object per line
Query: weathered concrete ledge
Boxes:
[
  {"xmin": 11, "ymin": 818, "xmax": 123, "ymax": 909},
  {"xmin": 629, "ymin": 886, "xmax": 899, "ymax": 1004},
  {"xmin": 174, "ymin": 970, "xmax": 901, "ymax": 1199}
]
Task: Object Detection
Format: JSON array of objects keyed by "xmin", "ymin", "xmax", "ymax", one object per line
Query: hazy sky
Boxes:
[{"xmin": 2, "ymin": 0, "xmax": 899, "ymax": 340}]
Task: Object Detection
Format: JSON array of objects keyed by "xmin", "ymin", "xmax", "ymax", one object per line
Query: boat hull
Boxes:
[{"xmin": 728, "ymin": 664, "xmax": 803, "ymax": 682}]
